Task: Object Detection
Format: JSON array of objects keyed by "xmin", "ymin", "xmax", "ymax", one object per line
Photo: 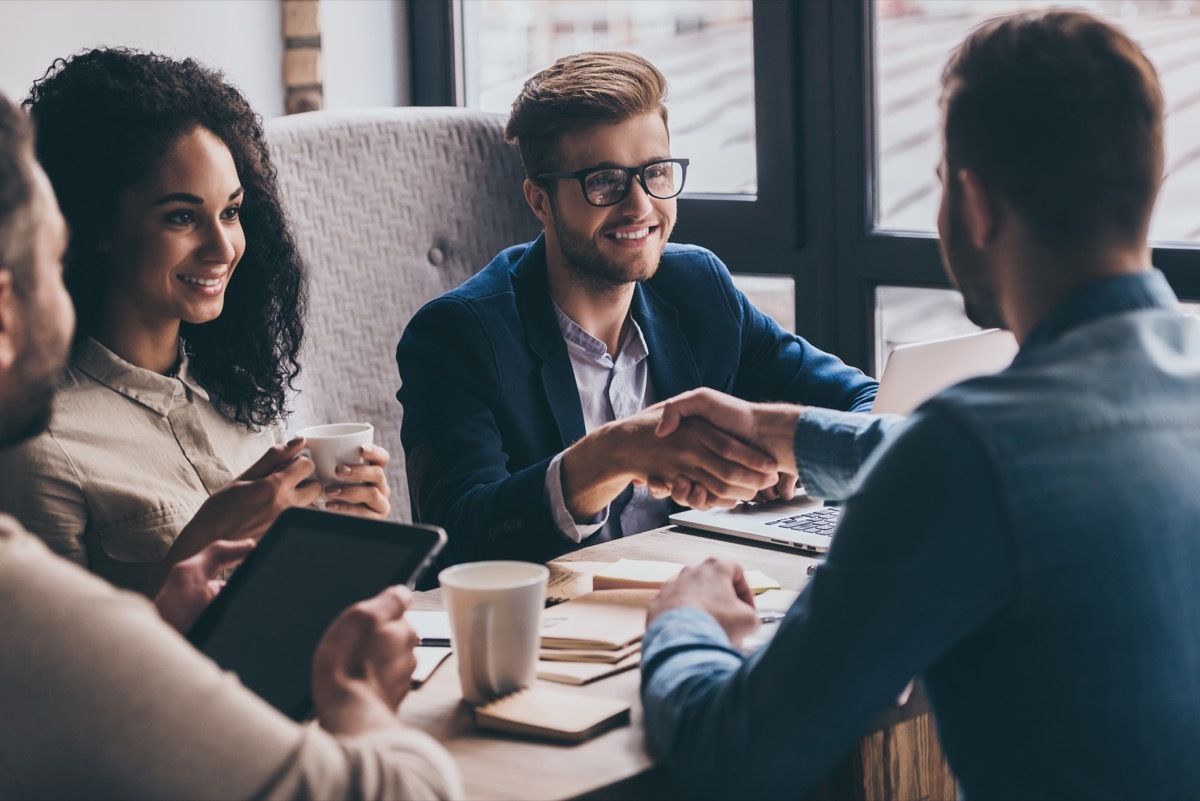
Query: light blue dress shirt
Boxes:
[{"xmin": 641, "ymin": 270, "xmax": 1200, "ymax": 800}]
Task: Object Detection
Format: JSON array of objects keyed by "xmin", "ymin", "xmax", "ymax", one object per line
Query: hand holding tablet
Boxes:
[{"xmin": 186, "ymin": 507, "xmax": 446, "ymax": 720}]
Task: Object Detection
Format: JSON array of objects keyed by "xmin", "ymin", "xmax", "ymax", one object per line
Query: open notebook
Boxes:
[{"xmin": 539, "ymin": 589, "xmax": 655, "ymax": 651}]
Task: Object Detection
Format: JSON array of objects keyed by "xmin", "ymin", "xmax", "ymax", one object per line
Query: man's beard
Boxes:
[
  {"xmin": 552, "ymin": 212, "xmax": 668, "ymax": 292},
  {"xmin": 942, "ymin": 192, "xmax": 1005, "ymax": 330}
]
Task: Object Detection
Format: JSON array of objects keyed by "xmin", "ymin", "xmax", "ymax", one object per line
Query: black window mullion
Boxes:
[
  {"xmin": 673, "ymin": 0, "xmax": 803, "ymax": 274},
  {"xmin": 408, "ymin": 0, "xmax": 456, "ymax": 106},
  {"xmin": 790, "ymin": 0, "xmax": 839, "ymax": 354},
  {"xmin": 829, "ymin": 0, "xmax": 878, "ymax": 372}
]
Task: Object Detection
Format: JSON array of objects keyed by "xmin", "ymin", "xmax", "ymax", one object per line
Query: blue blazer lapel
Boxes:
[
  {"xmin": 512, "ymin": 237, "xmax": 587, "ymax": 447},
  {"xmin": 632, "ymin": 282, "xmax": 701, "ymax": 401}
]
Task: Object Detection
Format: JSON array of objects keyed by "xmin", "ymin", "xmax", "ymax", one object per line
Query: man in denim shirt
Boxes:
[{"xmin": 640, "ymin": 11, "xmax": 1200, "ymax": 799}]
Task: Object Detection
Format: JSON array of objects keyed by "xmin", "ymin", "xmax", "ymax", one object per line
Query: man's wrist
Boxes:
[
  {"xmin": 314, "ymin": 679, "xmax": 401, "ymax": 736},
  {"xmin": 561, "ymin": 425, "xmax": 629, "ymax": 519},
  {"xmin": 754, "ymin": 404, "xmax": 803, "ymax": 474}
]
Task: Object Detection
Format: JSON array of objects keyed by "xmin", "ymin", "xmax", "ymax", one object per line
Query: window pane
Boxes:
[
  {"xmin": 733, "ymin": 275, "xmax": 795, "ymax": 332},
  {"xmin": 875, "ymin": 285, "xmax": 984, "ymax": 378},
  {"xmin": 874, "ymin": 0, "xmax": 1200, "ymax": 243},
  {"xmin": 460, "ymin": 0, "xmax": 756, "ymax": 195}
]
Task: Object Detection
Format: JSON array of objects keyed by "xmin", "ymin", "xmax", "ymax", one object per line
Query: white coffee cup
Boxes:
[
  {"xmin": 294, "ymin": 422, "xmax": 373, "ymax": 487},
  {"xmin": 439, "ymin": 561, "xmax": 549, "ymax": 705}
]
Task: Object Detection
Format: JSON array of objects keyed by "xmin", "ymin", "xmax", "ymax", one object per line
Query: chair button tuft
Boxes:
[{"xmin": 427, "ymin": 245, "xmax": 445, "ymax": 266}]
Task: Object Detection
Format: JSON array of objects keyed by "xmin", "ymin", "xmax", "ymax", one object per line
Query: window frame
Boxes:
[
  {"xmin": 827, "ymin": 0, "xmax": 1200, "ymax": 371},
  {"xmin": 407, "ymin": 0, "xmax": 1200, "ymax": 375}
]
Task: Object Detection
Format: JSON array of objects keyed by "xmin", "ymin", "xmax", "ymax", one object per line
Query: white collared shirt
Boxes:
[{"xmin": 544, "ymin": 304, "xmax": 673, "ymax": 543}]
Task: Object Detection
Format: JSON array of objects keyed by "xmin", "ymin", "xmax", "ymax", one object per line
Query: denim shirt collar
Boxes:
[{"xmin": 1019, "ymin": 269, "xmax": 1178, "ymax": 355}]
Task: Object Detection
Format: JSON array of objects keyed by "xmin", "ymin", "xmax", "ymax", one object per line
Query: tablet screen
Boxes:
[{"xmin": 187, "ymin": 508, "xmax": 445, "ymax": 720}]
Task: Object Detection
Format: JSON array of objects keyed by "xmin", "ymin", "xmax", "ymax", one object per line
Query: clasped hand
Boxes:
[{"xmin": 638, "ymin": 390, "xmax": 804, "ymax": 510}]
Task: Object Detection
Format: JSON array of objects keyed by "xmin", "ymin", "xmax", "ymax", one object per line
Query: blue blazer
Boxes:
[{"xmin": 396, "ymin": 236, "xmax": 877, "ymax": 568}]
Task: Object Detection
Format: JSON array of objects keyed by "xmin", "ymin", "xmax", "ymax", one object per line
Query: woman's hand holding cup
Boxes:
[
  {"xmin": 325, "ymin": 443, "xmax": 391, "ymax": 518},
  {"xmin": 293, "ymin": 423, "xmax": 391, "ymax": 519},
  {"xmin": 145, "ymin": 437, "xmax": 321, "ymax": 593}
]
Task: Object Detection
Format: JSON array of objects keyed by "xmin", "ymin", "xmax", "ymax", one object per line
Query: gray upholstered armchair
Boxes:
[{"xmin": 265, "ymin": 108, "xmax": 541, "ymax": 521}]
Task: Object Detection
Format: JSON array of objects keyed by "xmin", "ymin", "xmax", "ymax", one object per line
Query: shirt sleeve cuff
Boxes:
[
  {"xmin": 794, "ymin": 407, "xmax": 903, "ymax": 500},
  {"xmin": 643, "ymin": 606, "xmax": 744, "ymax": 668},
  {"xmin": 544, "ymin": 451, "xmax": 608, "ymax": 544}
]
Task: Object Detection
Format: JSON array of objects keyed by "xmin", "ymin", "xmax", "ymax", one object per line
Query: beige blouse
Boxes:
[
  {"xmin": 0, "ymin": 337, "xmax": 282, "ymax": 590},
  {"xmin": 0, "ymin": 514, "xmax": 462, "ymax": 800}
]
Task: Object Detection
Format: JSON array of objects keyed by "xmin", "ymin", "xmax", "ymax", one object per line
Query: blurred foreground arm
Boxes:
[
  {"xmin": 154, "ymin": 538, "xmax": 255, "ymax": 632},
  {"xmin": 312, "ymin": 586, "xmax": 422, "ymax": 736},
  {"xmin": 0, "ymin": 521, "xmax": 460, "ymax": 800}
]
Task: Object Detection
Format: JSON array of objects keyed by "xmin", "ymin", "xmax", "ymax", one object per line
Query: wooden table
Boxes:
[{"xmin": 404, "ymin": 526, "xmax": 956, "ymax": 800}]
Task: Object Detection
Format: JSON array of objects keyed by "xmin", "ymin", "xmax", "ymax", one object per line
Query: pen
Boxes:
[{"xmin": 418, "ymin": 637, "xmax": 451, "ymax": 647}]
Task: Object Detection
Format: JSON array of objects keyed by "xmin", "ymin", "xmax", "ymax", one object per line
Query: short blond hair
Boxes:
[{"xmin": 504, "ymin": 51, "xmax": 669, "ymax": 180}]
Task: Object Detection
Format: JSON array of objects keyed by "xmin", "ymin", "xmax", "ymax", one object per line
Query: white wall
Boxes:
[
  {"xmin": 0, "ymin": 0, "xmax": 407, "ymax": 117},
  {"xmin": 324, "ymin": 0, "xmax": 408, "ymax": 108}
]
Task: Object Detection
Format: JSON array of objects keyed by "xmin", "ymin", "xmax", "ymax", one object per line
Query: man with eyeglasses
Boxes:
[{"xmin": 397, "ymin": 51, "xmax": 887, "ymax": 569}]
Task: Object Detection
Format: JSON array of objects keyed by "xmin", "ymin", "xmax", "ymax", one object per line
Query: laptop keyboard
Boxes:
[{"xmin": 764, "ymin": 506, "xmax": 842, "ymax": 537}]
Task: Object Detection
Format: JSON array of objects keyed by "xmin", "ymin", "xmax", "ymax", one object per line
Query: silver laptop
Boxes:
[{"xmin": 668, "ymin": 328, "xmax": 1018, "ymax": 552}]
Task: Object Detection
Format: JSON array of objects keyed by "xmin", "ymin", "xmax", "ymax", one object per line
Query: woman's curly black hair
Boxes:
[{"xmin": 24, "ymin": 47, "xmax": 306, "ymax": 430}]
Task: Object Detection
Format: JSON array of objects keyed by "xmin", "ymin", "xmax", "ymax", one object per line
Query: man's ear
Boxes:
[
  {"xmin": 0, "ymin": 270, "xmax": 20, "ymax": 373},
  {"xmin": 956, "ymin": 167, "xmax": 998, "ymax": 249},
  {"xmin": 523, "ymin": 178, "xmax": 554, "ymax": 229}
]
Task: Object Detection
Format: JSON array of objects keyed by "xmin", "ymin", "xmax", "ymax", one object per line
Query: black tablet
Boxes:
[{"xmin": 186, "ymin": 507, "xmax": 446, "ymax": 721}]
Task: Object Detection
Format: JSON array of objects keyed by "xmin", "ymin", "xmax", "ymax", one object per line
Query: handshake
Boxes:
[
  {"xmin": 561, "ymin": 388, "xmax": 806, "ymax": 519},
  {"xmin": 644, "ymin": 388, "xmax": 806, "ymax": 509}
]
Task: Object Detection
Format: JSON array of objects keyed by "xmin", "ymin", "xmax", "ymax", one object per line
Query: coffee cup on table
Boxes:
[
  {"xmin": 439, "ymin": 561, "xmax": 549, "ymax": 705},
  {"xmin": 294, "ymin": 422, "xmax": 374, "ymax": 505}
]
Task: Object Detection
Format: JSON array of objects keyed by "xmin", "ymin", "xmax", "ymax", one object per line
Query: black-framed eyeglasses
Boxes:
[{"xmin": 536, "ymin": 158, "xmax": 690, "ymax": 207}]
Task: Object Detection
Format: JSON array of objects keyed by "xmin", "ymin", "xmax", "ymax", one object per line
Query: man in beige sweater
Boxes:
[{"xmin": 0, "ymin": 94, "xmax": 461, "ymax": 799}]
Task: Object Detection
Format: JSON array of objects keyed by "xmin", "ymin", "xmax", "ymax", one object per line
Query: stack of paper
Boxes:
[
  {"xmin": 536, "ymin": 652, "xmax": 641, "ymax": 686},
  {"xmin": 544, "ymin": 560, "xmax": 610, "ymax": 604},
  {"xmin": 536, "ymin": 589, "xmax": 655, "ymax": 685},
  {"xmin": 591, "ymin": 559, "xmax": 781, "ymax": 594},
  {"xmin": 539, "ymin": 641, "xmax": 640, "ymax": 663},
  {"xmin": 590, "ymin": 559, "xmax": 682, "ymax": 590}
]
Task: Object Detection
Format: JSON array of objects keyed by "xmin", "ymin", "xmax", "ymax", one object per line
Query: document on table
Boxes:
[
  {"xmin": 545, "ymin": 560, "xmax": 610, "ymax": 603},
  {"xmin": 540, "ymin": 589, "xmax": 656, "ymax": 650},
  {"xmin": 591, "ymin": 559, "xmax": 781, "ymax": 594},
  {"xmin": 742, "ymin": 589, "xmax": 802, "ymax": 651},
  {"xmin": 537, "ymin": 651, "xmax": 641, "ymax": 685},
  {"xmin": 407, "ymin": 610, "xmax": 453, "ymax": 647},
  {"xmin": 412, "ymin": 646, "xmax": 452, "ymax": 686}
]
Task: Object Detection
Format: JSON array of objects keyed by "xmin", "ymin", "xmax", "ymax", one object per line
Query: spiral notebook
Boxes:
[{"xmin": 474, "ymin": 686, "xmax": 630, "ymax": 742}]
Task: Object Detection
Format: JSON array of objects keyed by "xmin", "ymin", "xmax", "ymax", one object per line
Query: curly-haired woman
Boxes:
[{"xmin": 0, "ymin": 48, "xmax": 391, "ymax": 592}]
